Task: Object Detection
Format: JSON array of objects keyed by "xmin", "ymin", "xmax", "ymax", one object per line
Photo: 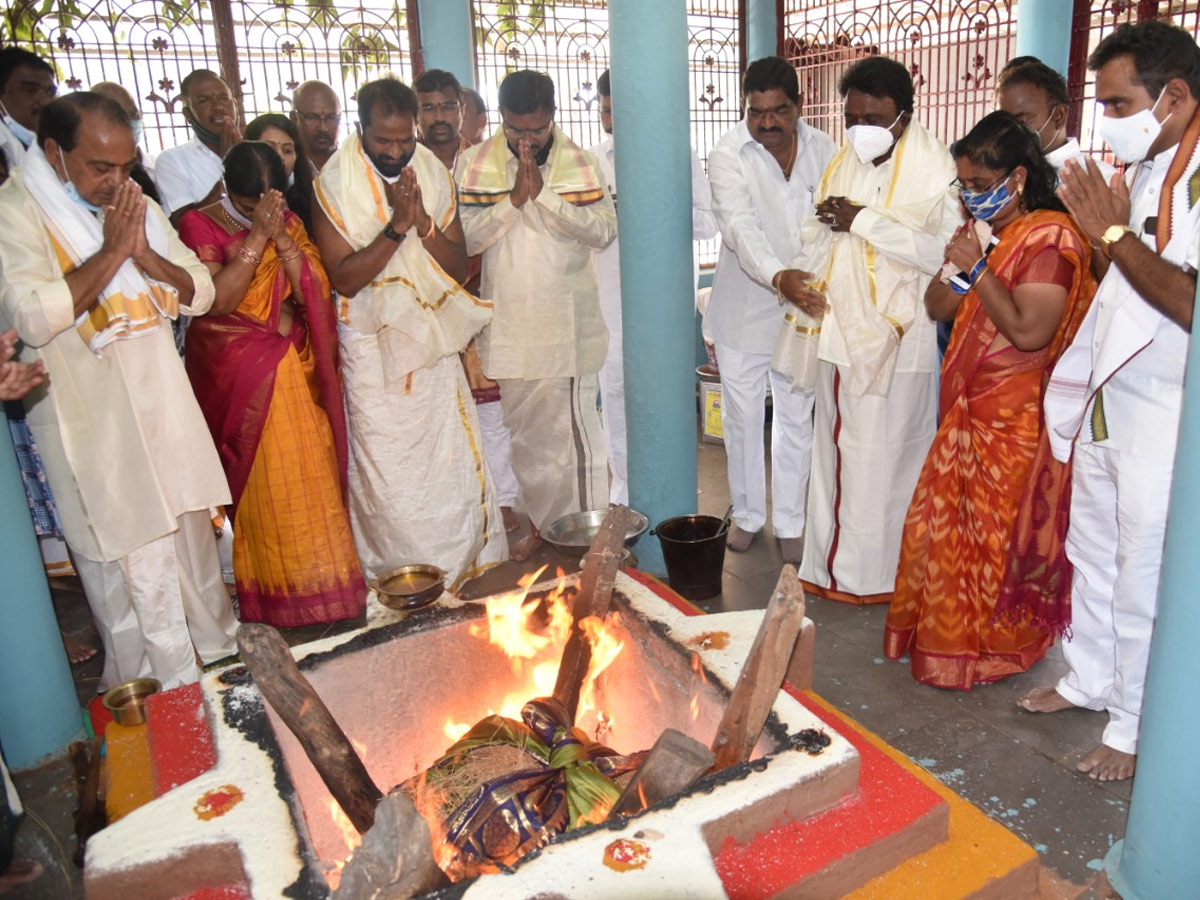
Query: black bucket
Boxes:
[{"xmin": 654, "ymin": 514, "xmax": 726, "ymax": 601}]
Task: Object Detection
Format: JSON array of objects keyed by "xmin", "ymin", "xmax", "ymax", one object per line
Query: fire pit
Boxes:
[{"xmin": 84, "ymin": 570, "xmax": 872, "ymax": 899}]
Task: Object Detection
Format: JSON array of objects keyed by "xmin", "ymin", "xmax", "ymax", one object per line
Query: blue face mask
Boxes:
[
  {"xmin": 131, "ymin": 117, "xmax": 144, "ymax": 147},
  {"xmin": 0, "ymin": 100, "xmax": 35, "ymax": 149},
  {"xmin": 59, "ymin": 147, "xmax": 103, "ymax": 213},
  {"xmin": 960, "ymin": 173, "xmax": 1017, "ymax": 222}
]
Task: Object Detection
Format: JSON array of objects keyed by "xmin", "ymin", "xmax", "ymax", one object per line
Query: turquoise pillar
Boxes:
[
  {"xmin": 746, "ymin": 0, "xmax": 779, "ymax": 64},
  {"xmin": 608, "ymin": 0, "xmax": 696, "ymax": 575},
  {"xmin": 1104, "ymin": 276, "xmax": 1200, "ymax": 898},
  {"xmin": 414, "ymin": 0, "xmax": 476, "ymax": 89},
  {"xmin": 0, "ymin": 433, "xmax": 80, "ymax": 768},
  {"xmin": 1015, "ymin": 0, "xmax": 1072, "ymax": 76}
]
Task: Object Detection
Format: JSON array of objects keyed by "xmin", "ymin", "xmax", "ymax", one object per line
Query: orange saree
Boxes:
[
  {"xmin": 883, "ymin": 210, "xmax": 1095, "ymax": 689},
  {"xmin": 180, "ymin": 210, "xmax": 365, "ymax": 627}
]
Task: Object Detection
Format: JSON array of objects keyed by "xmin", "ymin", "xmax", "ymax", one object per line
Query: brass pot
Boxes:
[
  {"xmin": 102, "ymin": 678, "xmax": 162, "ymax": 726},
  {"xmin": 370, "ymin": 563, "xmax": 446, "ymax": 611}
]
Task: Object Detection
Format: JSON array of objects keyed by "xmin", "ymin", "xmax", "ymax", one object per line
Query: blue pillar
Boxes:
[
  {"xmin": 0, "ymin": 434, "xmax": 80, "ymax": 768},
  {"xmin": 608, "ymin": 0, "xmax": 696, "ymax": 575},
  {"xmin": 745, "ymin": 0, "xmax": 779, "ymax": 64},
  {"xmin": 415, "ymin": 0, "xmax": 476, "ymax": 90},
  {"xmin": 1104, "ymin": 277, "xmax": 1200, "ymax": 898},
  {"xmin": 1015, "ymin": 0, "xmax": 1072, "ymax": 76}
]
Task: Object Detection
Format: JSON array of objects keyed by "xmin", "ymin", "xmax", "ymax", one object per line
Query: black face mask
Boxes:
[
  {"xmin": 506, "ymin": 131, "xmax": 554, "ymax": 166},
  {"xmin": 187, "ymin": 112, "xmax": 224, "ymax": 148}
]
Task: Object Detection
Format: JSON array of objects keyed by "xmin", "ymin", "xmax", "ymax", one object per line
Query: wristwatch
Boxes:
[
  {"xmin": 382, "ymin": 222, "xmax": 404, "ymax": 243},
  {"xmin": 1099, "ymin": 224, "xmax": 1134, "ymax": 257}
]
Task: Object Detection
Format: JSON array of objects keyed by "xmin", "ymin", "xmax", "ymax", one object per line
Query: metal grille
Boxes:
[
  {"xmin": 781, "ymin": 0, "xmax": 1017, "ymax": 147},
  {"xmin": 1, "ymin": 0, "xmax": 413, "ymax": 156},
  {"xmin": 1068, "ymin": 0, "xmax": 1200, "ymax": 158}
]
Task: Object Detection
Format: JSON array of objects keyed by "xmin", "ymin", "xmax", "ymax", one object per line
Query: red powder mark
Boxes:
[
  {"xmin": 626, "ymin": 563, "xmax": 948, "ymax": 900},
  {"xmin": 148, "ymin": 682, "xmax": 217, "ymax": 794},
  {"xmin": 194, "ymin": 785, "xmax": 245, "ymax": 821},
  {"xmin": 87, "ymin": 694, "xmax": 114, "ymax": 736},
  {"xmin": 603, "ymin": 838, "xmax": 651, "ymax": 872},
  {"xmin": 172, "ymin": 885, "xmax": 252, "ymax": 900}
]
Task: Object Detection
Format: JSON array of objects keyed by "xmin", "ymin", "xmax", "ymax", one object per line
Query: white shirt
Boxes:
[
  {"xmin": 153, "ymin": 136, "xmax": 223, "ymax": 217},
  {"xmin": 0, "ymin": 120, "xmax": 28, "ymax": 170},
  {"xmin": 457, "ymin": 136, "xmax": 618, "ymax": 380},
  {"xmin": 705, "ymin": 118, "xmax": 837, "ymax": 354},
  {"xmin": 588, "ymin": 135, "xmax": 718, "ymax": 328},
  {"xmin": 1046, "ymin": 137, "xmax": 1118, "ymax": 185}
]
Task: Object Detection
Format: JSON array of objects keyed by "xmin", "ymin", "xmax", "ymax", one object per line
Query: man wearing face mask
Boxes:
[
  {"xmin": 457, "ymin": 70, "xmax": 617, "ymax": 535},
  {"xmin": 0, "ymin": 47, "xmax": 56, "ymax": 169},
  {"xmin": 312, "ymin": 77, "xmax": 506, "ymax": 586},
  {"xmin": 705, "ymin": 57, "xmax": 834, "ymax": 562},
  {"xmin": 996, "ymin": 59, "xmax": 1116, "ymax": 183},
  {"xmin": 0, "ymin": 92, "xmax": 238, "ymax": 691},
  {"xmin": 1019, "ymin": 21, "xmax": 1200, "ymax": 784},
  {"xmin": 800, "ymin": 56, "xmax": 962, "ymax": 605},
  {"xmin": 154, "ymin": 69, "xmax": 242, "ymax": 226}
]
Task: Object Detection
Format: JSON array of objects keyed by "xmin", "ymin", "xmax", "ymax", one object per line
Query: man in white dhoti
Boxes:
[
  {"xmin": 589, "ymin": 67, "xmax": 718, "ymax": 506},
  {"xmin": 705, "ymin": 57, "xmax": 835, "ymax": 562},
  {"xmin": 0, "ymin": 47, "xmax": 55, "ymax": 170},
  {"xmin": 1018, "ymin": 21, "xmax": 1200, "ymax": 782},
  {"xmin": 0, "ymin": 92, "xmax": 238, "ymax": 691},
  {"xmin": 312, "ymin": 77, "xmax": 506, "ymax": 587},
  {"xmin": 457, "ymin": 70, "xmax": 617, "ymax": 533},
  {"xmin": 799, "ymin": 57, "xmax": 961, "ymax": 603}
]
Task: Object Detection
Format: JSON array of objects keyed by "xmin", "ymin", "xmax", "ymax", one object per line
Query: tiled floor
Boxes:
[{"xmin": 6, "ymin": 433, "xmax": 1127, "ymax": 898}]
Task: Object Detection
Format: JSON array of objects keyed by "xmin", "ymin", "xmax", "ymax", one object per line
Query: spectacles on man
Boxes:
[
  {"xmin": 297, "ymin": 112, "xmax": 341, "ymax": 127},
  {"xmin": 502, "ymin": 120, "xmax": 553, "ymax": 138},
  {"xmin": 420, "ymin": 101, "xmax": 461, "ymax": 114}
]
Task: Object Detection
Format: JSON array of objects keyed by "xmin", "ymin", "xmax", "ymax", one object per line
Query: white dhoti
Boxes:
[
  {"xmin": 73, "ymin": 509, "xmax": 237, "ymax": 692},
  {"xmin": 801, "ymin": 362, "xmax": 936, "ymax": 602},
  {"xmin": 1057, "ymin": 438, "xmax": 1171, "ymax": 755},
  {"xmin": 714, "ymin": 341, "xmax": 815, "ymax": 538},
  {"xmin": 598, "ymin": 316, "xmax": 628, "ymax": 506},
  {"xmin": 475, "ymin": 399, "xmax": 521, "ymax": 508},
  {"xmin": 341, "ymin": 331, "xmax": 507, "ymax": 587},
  {"xmin": 497, "ymin": 375, "xmax": 608, "ymax": 533}
]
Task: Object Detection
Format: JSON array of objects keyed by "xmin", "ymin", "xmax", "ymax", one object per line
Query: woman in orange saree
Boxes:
[
  {"xmin": 179, "ymin": 141, "xmax": 365, "ymax": 627},
  {"xmin": 884, "ymin": 112, "xmax": 1096, "ymax": 690}
]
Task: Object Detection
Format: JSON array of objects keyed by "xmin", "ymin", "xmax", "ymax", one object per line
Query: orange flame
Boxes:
[
  {"xmin": 325, "ymin": 797, "xmax": 362, "ymax": 890},
  {"xmin": 578, "ymin": 611, "xmax": 625, "ymax": 722},
  {"xmin": 690, "ymin": 651, "xmax": 709, "ymax": 684},
  {"xmin": 689, "ymin": 693, "xmax": 701, "ymax": 721}
]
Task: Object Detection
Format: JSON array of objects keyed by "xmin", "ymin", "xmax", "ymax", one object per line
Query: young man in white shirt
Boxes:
[
  {"xmin": 706, "ymin": 56, "xmax": 836, "ymax": 563},
  {"xmin": 1019, "ymin": 20, "xmax": 1200, "ymax": 783}
]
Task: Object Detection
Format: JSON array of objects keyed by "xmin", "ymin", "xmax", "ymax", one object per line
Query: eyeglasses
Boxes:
[
  {"xmin": 297, "ymin": 112, "xmax": 341, "ymax": 127},
  {"xmin": 502, "ymin": 120, "xmax": 553, "ymax": 138},
  {"xmin": 951, "ymin": 169, "xmax": 1011, "ymax": 193},
  {"xmin": 420, "ymin": 101, "xmax": 461, "ymax": 114}
]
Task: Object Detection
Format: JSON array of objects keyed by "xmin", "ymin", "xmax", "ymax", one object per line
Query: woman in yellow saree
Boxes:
[
  {"xmin": 884, "ymin": 111, "xmax": 1096, "ymax": 689},
  {"xmin": 179, "ymin": 141, "xmax": 365, "ymax": 626}
]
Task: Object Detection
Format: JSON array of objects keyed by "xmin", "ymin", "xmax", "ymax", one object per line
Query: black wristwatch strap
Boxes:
[{"xmin": 382, "ymin": 222, "xmax": 404, "ymax": 243}]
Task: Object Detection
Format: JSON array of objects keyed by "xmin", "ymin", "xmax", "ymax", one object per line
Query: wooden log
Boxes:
[
  {"xmin": 709, "ymin": 564, "xmax": 807, "ymax": 771},
  {"xmin": 72, "ymin": 736, "xmax": 105, "ymax": 866},
  {"xmin": 237, "ymin": 623, "xmax": 383, "ymax": 833},
  {"xmin": 333, "ymin": 790, "xmax": 449, "ymax": 900},
  {"xmin": 609, "ymin": 728, "xmax": 715, "ymax": 819},
  {"xmin": 552, "ymin": 504, "xmax": 635, "ymax": 722}
]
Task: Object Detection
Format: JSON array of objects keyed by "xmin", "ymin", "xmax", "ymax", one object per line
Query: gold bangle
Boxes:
[{"xmin": 419, "ymin": 218, "xmax": 436, "ymax": 241}]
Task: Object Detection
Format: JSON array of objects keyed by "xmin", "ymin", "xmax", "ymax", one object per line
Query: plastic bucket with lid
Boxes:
[{"xmin": 654, "ymin": 514, "xmax": 726, "ymax": 601}]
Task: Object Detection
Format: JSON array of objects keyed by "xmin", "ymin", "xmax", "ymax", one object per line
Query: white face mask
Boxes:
[
  {"xmin": 846, "ymin": 112, "xmax": 903, "ymax": 165},
  {"xmin": 1097, "ymin": 87, "xmax": 1170, "ymax": 164},
  {"xmin": 0, "ymin": 99, "xmax": 35, "ymax": 149},
  {"xmin": 1033, "ymin": 107, "xmax": 1064, "ymax": 151}
]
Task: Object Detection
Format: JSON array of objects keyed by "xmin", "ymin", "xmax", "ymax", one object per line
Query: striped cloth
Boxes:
[{"xmin": 5, "ymin": 401, "xmax": 63, "ymax": 537}]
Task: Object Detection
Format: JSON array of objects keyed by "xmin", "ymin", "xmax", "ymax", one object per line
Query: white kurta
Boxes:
[
  {"xmin": 153, "ymin": 136, "xmax": 223, "ymax": 217},
  {"xmin": 1045, "ymin": 141, "xmax": 1200, "ymax": 754},
  {"xmin": 0, "ymin": 120, "xmax": 27, "ymax": 170},
  {"xmin": 0, "ymin": 172, "xmax": 236, "ymax": 688},
  {"xmin": 800, "ymin": 124, "xmax": 961, "ymax": 601},
  {"xmin": 589, "ymin": 134, "xmax": 717, "ymax": 505},
  {"xmin": 706, "ymin": 118, "xmax": 836, "ymax": 537}
]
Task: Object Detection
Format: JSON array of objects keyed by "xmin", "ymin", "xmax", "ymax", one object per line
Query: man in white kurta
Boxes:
[
  {"xmin": 0, "ymin": 94, "xmax": 237, "ymax": 691},
  {"xmin": 457, "ymin": 70, "xmax": 617, "ymax": 533},
  {"xmin": 800, "ymin": 57, "xmax": 960, "ymax": 604},
  {"xmin": 312, "ymin": 78, "xmax": 506, "ymax": 587},
  {"xmin": 589, "ymin": 68, "xmax": 718, "ymax": 505},
  {"xmin": 705, "ymin": 57, "xmax": 836, "ymax": 562},
  {"xmin": 1022, "ymin": 22, "xmax": 1200, "ymax": 782}
]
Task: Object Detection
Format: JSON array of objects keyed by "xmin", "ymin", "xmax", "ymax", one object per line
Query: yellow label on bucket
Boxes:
[{"xmin": 703, "ymin": 383, "xmax": 723, "ymax": 440}]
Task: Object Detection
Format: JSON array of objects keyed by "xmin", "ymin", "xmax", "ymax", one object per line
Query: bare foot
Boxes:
[
  {"xmin": 1017, "ymin": 685, "xmax": 1076, "ymax": 713},
  {"xmin": 62, "ymin": 632, "xmax": 98, "ymax": 664},
  {"xmin": 501, "ymin": 506, "xmax": 520, "ymax": 534},
  {"xmin": 0, "ymin": 859, "xmax": 44, "ymax": 893},
  {"xmin": 1077, "ymin": 745, "xmax": 1136, "ymax": 781},
  {"xmin": 507, "ymin": 514, "xmax": 541, "ymax": 562}
]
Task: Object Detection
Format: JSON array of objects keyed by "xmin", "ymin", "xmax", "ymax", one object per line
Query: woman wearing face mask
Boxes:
[
  {"xmin": 177, "ymin": 141, "xmax": 365, "ymax": 627},
  {"xmin": 884, "ymin": 111, "xmax": 1097, "ymax": 690},
  {"xmin": 244, "ymin": 113, "xmax": 316, "ymax": 236}
]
